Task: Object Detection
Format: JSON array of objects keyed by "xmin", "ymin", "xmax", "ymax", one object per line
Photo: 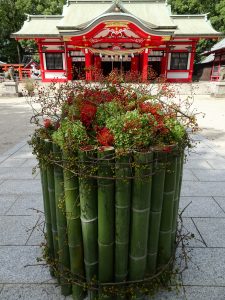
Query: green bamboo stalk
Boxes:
[
  {"xmin": 45, "ymin": 140, "xmax": 59, "ymax": 273},
  {"xmin": 63, "ymin": 151, "xmax": 84, "ymax": 300},
  {"xmin": 129, "ymin": 151, "xmax": 153, "ymax": 281},
  {"xmin": 40, "ymin": 158, "xmax": 55, "ymax": 276},
  {"xmin": 98, "ymin": 146, "xmax": 115, "ymax": 287},
  {"xmin": 146, "ymin": 149, "xmax": 167, "ymax": 275},
  {"xmin": 115, "ymin": 153, "xmax": 132, "ymax": 283},
  {"xmin": 78, "ymin": 148, "xmax": 98, "ymax": 300},
  {"xmin": 171, "ymin": 150, "xmax": 185, "ymax": 251},
  {"xmin": 53, "ymin": 143, "xmax": 71, "ymax": 296},
  {"xmin": 158, "ymin": 147, "xmax": 177, "ymax": 267}
]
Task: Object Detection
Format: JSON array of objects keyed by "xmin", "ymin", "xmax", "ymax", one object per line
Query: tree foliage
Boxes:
[
  {"xmin": 0, "ymin": 0, "xmax": 66, "ymax": 63},
  {"xmin": 168, "ymin": 0, "xmax": 225, "ymax": 32},
  {"xmin": 169, "ymin": 0, "xmax": 224, "ymax": 62}
]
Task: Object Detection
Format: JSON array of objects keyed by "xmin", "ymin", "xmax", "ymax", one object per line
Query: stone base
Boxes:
[
  {"xmin": 1, "ymin": 81, "xmax": 21, "ymax": 97},
  {"xmin": 211, "ymin": 81, "xmax": 225, "ymax": 98}
]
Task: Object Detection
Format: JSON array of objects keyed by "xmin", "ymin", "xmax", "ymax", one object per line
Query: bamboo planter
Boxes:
[{"xmin": 39, "ymin": 141, "xmax": 184, "ymax": 300}]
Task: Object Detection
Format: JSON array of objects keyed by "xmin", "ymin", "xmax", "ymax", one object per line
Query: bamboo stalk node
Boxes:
[
  {"xmin": 129, "ymin": 254, "xmax": 147, "ymax": 260},
  {"xmin": 115, "ymin": 241, "xmax": 129, "ymax": 245},
  {"xmin": 132, "ymin": 207, "xmax": 150, "ymax": 213}
]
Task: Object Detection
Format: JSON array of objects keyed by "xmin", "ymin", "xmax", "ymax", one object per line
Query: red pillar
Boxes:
[
  {"xmin": 38, "ymin": 43, "xmax": 45, "ymax": 81},
  {"xmin": 67, "ymin": 55, "xmax": 73, "ymax": 80},
  {"xmin": 142, "ymin": 49, "xmax": 149, "ymax": 82},
  {"xmin": 85, "ymin": 50, "xmax": 93, "ymax": 81},
  {"xmin": 64, "ymin": 43, "xmax": 72, "ymax": 81},
  {"xmin": 161, "ymin": 48, "xmax": 169, "ymax": 80},
  {"xmin": 188, "ymin": 43, "xmax": 196, "ymax": 82},
  {"xmin": 131, "ymin": 56, "xmax": 139, "ymax": 73}
]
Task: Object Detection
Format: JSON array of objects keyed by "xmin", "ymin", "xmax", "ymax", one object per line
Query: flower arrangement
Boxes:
[
  {"xmin": 30, "ymin": 76, "xmax": 197, "ymax": 154},
  {"xmin": 28, "ymin": 74, "xmax": 198, "ymax": 300}
]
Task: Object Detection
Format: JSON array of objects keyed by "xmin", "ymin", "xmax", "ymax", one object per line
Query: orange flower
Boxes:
[{"xmin": 97, "ymin": 127, "xmax": 114, "ymax": 146}]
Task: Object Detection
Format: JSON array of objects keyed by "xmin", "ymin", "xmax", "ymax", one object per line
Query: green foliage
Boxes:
[
  {"xmin": 0, "ymin": 0, "xmax": 66, "ymax": 63},
  {"xmin": 168, "ymin": 0, "xmax": 215, "ymax": 15},
  {"xmin": 95, "ymin": 101, "xmax": 124, "ymax": 127},
  {"xmin": 106, "ymin": 110, "xmax": 154, "ymax": 150},
  {"xmin": 23, "ymin": 78, "xmax": 35, "ymax": 96},
  {"xmin": 165, "ymin": 118, "xmax": 186, "ymax": 144},
  {"xmin": 52, "ymin": 119, "xmax": 89, "ymax": 151},
  {"xmin": 168, "ymin": 0, "xmax": 222, "ymax": 62},
  {"xmin": 211, "ymin": 1, "xmax": 225, "ymax": 32}
]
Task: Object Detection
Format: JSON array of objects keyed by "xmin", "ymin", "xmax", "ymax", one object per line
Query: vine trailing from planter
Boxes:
[{"xmin": 28, "ymin": 71, "xmax": 199, "ymax": 300}]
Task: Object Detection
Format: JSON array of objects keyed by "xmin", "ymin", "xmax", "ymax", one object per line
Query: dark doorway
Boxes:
[
  {"xmin": 72, "ymin": 61, "xmax": 85, "ymax": 80},
  {"xmin": 101, "ymin": 60, "xmax": 131, "ymax": 76},
  {"xmin": 148, "ymin": 61, "xmax": 161, "ymax": 77},
  {"xmin": 101, "ymin": 62, "xmax": 113, "ymax": 76}
]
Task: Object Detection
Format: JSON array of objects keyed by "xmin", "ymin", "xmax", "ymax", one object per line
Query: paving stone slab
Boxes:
[
  {"xmin": 0, "ymin": 167, "xmax": 36, "ymax": 180},
  {"xmin": 0, "ymin": 195, "xmax": 18, "ymax": 215},
  {"xmin": 179, "ymin": 197, "xmax": 225, "ymax": 218},
  {"xmin": 184, "ymin": 159, "xmax": 212, "ymax": 170},
  {"xmin": 192, "ymin": 169, "xmax": 225, "ymax": 182},
  {"xmin": 181, "ymin": 181, "xmax": 225, "ymax": 197},
  {"xmin": 184, "ymin": 286, "xmax": 225, "ymax": 300},
  {"xmin": 7, "ymin": 194, "xmax": 44, "ymax": 216},
  {"xmin": 0, "ymin": 180, "xmax": 41, "ymax": 194},
  {"xmin": 12, "ymin": 151, "xmax": 34, "ymax": 159},
  {"xmin": 1, "ymin": 141, "xmax": 27, "ymax": 157},
  {"xmin": 26, "ymin": 215, "xmax": 45, "ymax": 246},
  {"xmin": 182, "ymin": 169, "xmax": 198, "ymax": 181},
  {"xmin": 193, "ymin": 218, "xmax": 225, "ymax": 248},
  {"xmin": 0, "ymin": 246, "xmax": 53, "ymax": 283},
  {"xmin": 187, "ymin": 151, "xmax": 224, "ymax": 160},
  {"xmin": 180, "ymin": 218, "xmax": 205, "ymax": 248},
  {"xmin": 214, "ymin": 197, "xmax": 225, "ymax": 213},
  {"xmin": 0, "ymin": 284, "xmax": 65, "ymax": 300},
  {"xmin": 21, "ymin": 158, "xmax": 39, "ymax": 168},
  {"xmin": 0, "ymin": 156, "xmax": 9, "ymax": 164},
  {"xmin": 151, "ymin": 288, "xmax": 185, "ymax": 299},
  {"xmin": 0, "ymin": 158, "xmax": 27, "ymax": 168},
  {"xmin": 0, "ymin": 216, "xmax": 39, "ymax": 245},
  {"xmin": 182, "ymin": 248, "xmax": 225, "ymax": 286},
  {"xmin": 206, "ymin": 159, "xmax": 225, "ymax": 170},
  {"xmin": 189, "ymin": 143, "xmax": 216, "ymax": 152}
]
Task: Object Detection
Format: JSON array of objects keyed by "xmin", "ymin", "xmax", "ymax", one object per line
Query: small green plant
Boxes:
[{"xmin": 23, "ymin": 78, "xmax": 35, "ymax": 96}]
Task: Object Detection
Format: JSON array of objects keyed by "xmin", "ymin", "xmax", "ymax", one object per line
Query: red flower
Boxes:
[
  {"xmin": 80, "ymin": 101, "xmax": 97, "ymax": 127},
  {"xmin": 97, "ymin": 127, "xmax": 114, "ymax": 146},
  {"xmin": 139, "ymin": 103, "xmax": 157, "ymax": 115},
  {"xmin": 163, "ymin": 146, "xmax": 172, "ymax": 153},
  {"xmin": 43, "ymin": 119, "xmax": 52, "ymax": 129},
  {"xmin": 67, "ymin": 96, "xmax": 73, "ymax": 105}
]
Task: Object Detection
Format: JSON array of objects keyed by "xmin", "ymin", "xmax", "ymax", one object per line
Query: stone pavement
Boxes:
[
  {"xmin": 0, "ymin": 93, "xmax": 225, "ymax": 299},
  {"xmin": 0, "ymin": 136, "xmax": 224, "ymax": 299}
]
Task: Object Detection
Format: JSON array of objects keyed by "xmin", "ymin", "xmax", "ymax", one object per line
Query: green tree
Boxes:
[
  {"xmin": 211, "ymin": 1, "xmax": 225, "ymax": 32},
  {"xmin": 0, "ymin": 0, "xmax": 66, "ymax": 63},
  {"xmin": 168, "ymin": 0, "xmax": 225, "ymax": 32},
  {"xmin": 168, "ymin": 0, "xmax": 215, "ymax": 15},
  {"xmin": 169, "ymin": 0, "xmax": 223, "ymax": 62}
]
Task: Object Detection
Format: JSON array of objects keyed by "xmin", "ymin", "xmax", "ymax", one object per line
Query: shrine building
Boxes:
[{"xmin": 12, "ymin": 0, "xmax": 221, "ymax": 83}]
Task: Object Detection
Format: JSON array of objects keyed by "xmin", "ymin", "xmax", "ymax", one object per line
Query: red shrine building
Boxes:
[{"xmin": 13, "ymin": 0, "xmax": 221, "ymax": 83}]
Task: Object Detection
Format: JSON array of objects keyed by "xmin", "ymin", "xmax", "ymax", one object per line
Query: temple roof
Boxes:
[{"xmin": 12, "ymin": 0, "xmax": 221, "ymax": 39}]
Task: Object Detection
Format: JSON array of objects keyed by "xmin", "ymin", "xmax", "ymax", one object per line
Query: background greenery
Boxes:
[
  {"xmin": 0, "ymin": 0, "xmax": 224, "ymax": 63},
  {"xmin": 0, "ymin": 0, "xmax": 66, "ymax": 63}
]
